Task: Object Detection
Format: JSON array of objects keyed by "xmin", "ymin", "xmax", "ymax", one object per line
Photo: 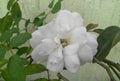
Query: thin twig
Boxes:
[
  {"xmin": 57, "ymin": 73, "xmax": 69, "ymax": 81},
  {"xmin": 94, "ymin": 57, "xmax": 116, "ymax": 81},
  {"xmin": 47, "ymin": 69, "xmax": 50, "ymax": 81}
]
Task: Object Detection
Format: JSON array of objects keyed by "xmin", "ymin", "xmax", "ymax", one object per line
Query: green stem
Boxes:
[
  {"xmin": 94, "ymin": 58, "xmax": 116, "ymax": 81},
  {"xmin": 109, "ymin": 65, "xmax": 120, "ymax": 80},
  {"xmin": 47, "ymin": 69, "xmax": 50, "ymax": 81},
  {"xmin": 103, "ymin": 59, "xmax": 120, "ymax": 72}
]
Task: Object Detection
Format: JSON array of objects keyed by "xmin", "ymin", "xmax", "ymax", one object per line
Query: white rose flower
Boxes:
[{"xmin": 30, "ymin": 10, "xmax": 98, "ymax": 73}]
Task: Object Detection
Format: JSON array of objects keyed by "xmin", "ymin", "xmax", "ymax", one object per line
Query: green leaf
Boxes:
[
  {"xmin": 86, "ymin": 23, "xmax": 98, "ymax": 31},
  {"xmin": 7, "ymin": 55, "xmax": 26, "ymax": 81},
  {"xmin": 51, "ymin": 79, "xmax": 61, "ymax": 81},
  {"xmin": 48, "ymin": 0, "xmax": 55, "ymax": 8},
  {"xmin": 20, "ymin": 58, "xmax": 29, "ymax": 65},
  {"xmin": 25, "ymin": 64, "xmax": 46, "ymax": 75},
  {"xmin": 11, "ymin": 2, "xmax": 22, "ymax": 25},
  {"xmin": 0, "ymin": 14, "xmax": 13, "ymax": 33},
  {"xmin": 7, "ymin": 0, "xmax": 16, "ymax": 10},
  {"xmin": 0, "ymin": 59, "xmax": 8, "ymax": 68},
  {"xmin": 33, "ymin": 17, "xmax": 43, "ymax": 26},
  {"xmin": 34, "ymin": 78, "xmax": 48, "ymax": 81},
  {"xmin": 0, "ymin": 46, "xmax": 6, "ymax": 60},
  {"xmin": 0, "ymin": 30, "xmax": 13, "ymax": 42},
  {"xmin": 9, "ymin": 33, "xmax": 31, "ymax": 47},
  {"xmin": 16, "ymin": 47, "xmax": 29, "ymax": 56},
  {"xmin": 93, "ymin": 29, "xmax": 103, "ymax": 34},
  {"xmin": 25, "ymin": 19, "xmax": 30, "ymax": 27},
  {"xmin": 51, "ymin": 0, "xmax": 62, "ymax": 14},
  {"xmin": 95, "ymin": 26, "xmax": 120, "ymax": 60},
  {"xmin": 1, "ymin": 70, "xmax": 14, "ymax": 81}
]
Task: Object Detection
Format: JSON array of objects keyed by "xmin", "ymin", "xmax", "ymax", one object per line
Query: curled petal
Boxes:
[
  {"xmin": 86, "ymin": 32, "xmax": 98, "ymax": 56},
  {"xmin": 47, "ymin": 46, "xmax": 64, "ymax": 72},
  {"xmin": 79, "ymin": 45, "xmax": 94, "ymax": 63},
  {"xmin": 31, "ymin": 39, "xmax": 56, "ymax": 63},
  {"xmin": 64, "ymin": 55, "xmax": 80, "ymax": 73}
]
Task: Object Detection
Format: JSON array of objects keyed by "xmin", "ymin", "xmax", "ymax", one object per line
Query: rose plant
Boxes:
[{"xmin": 0, "ymin": 0, "xmax": 120, "ymax": 81}]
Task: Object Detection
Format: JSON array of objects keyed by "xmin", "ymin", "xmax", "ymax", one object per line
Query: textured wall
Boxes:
[{"xmin": 0, "ymin": 0, "xmax": 120, "ymax": 81}]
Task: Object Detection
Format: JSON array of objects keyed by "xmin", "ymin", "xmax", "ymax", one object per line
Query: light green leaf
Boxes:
[
  {"xmin": 11, "ymin": 2, "xmax": 22, "ymax": 25},
  {"xmin": 7, "ymin": 55, "xmax": 26, "ymax": 81},
  {"xmin": 25, "ymin": 64, "xmax": 46, "ymax": 75},
  {"xmin": 51, "ymin": 0, "xmax": 63, "ymax": 14},
  {"xmin": 34, "ymin": 78, "xmax": 48, "ymax": 81},
  {"xmin": 9, "ymin": 33, "xmax": 31, "ymax": 47},
  {"xmin": 95, "ymin": 26, "xmax": 120, "ymax": 60},
  {"xmin": 39, "ymin": 12, "xmax": 46, "ymax": 16},
  {"xmin": 0, "ymin": 14, "xmax": 13, "ymax": 33},
  {"xmin": 0, "ymin": 46, "xmax": 6, "ymax": 60},
  {"xmin": 48, "ymin": 0, "xmax": 55, "ymax": 8}
]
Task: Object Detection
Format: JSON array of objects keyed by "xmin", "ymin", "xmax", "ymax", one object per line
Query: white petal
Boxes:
[
  {"xmin": 55, "ymin": 10, "xmax": 83, "ymax": 33},
  {"xmin": 47, "ymin": 46, "xmax": 64, "ymax": 72},
  {"xmin": 71, "ymin": 27, "xmax": 87, "ymax": 43},
  {"xmin": 86, "ymin": 32, "xmax": 98, "ymax": 56},
  {"xmin": 64, "ymin": 55, "xmax": 80, "ymax": 73},
  {"xmin": 30, "ymin": 30, "xmax": 43, "ymax": 48},
  {"xmin": 79, "ymin": 45, "xmax": 94, "ymax": 63},
  {"xmin": 63, "ymin": 44, "xmax": 80, "ymax": 72},
  {"xmin": 31, "ymin": 39, "xmax": 56, "ymax": 63}
]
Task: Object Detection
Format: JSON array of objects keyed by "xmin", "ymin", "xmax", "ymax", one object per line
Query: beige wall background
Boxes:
[{"xmin": 0, "ymin": 0, "xmax": 120, "ymax": 81}]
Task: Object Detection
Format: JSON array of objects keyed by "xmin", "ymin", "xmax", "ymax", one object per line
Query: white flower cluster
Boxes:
[{"xmin": 30, "ymin": 10, "xmax": 98, "ymax": 73}]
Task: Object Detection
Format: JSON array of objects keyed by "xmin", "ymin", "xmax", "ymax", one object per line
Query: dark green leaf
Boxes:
[
  {"xmin": 33, "ymin": 17, "xmax": 43, "ymax": 26},
  {"xmin": 0, "ymin": 14, "xmax": 13, "ymax": 33},
  {"xmin": 95, "ymin": 26, "xmax": 120, "ymax": 60},
  {"xmin": 7, "ymin": 0, "xmax": 16, "ymax": 10},
  {"xmin": 9, "ymin": 33, "xmax": 31, "ymax": 47},
  {"xmin": 93, "ymin": 29, "xmax": 103, "ymax": 34},
  {"xmin": 16, "ymin": 47, "xmax": 29, "ymax": 56},
  {"xmin": 48, "ymin": 0, "xmax": 55, "ymax": 8},
  {"xmin": 11, "ymin": 2, "xmax": 22, "ymax": 25},
  {"xmin": 1, "ymin": 70, "xmax": 14, "ymax": 81},
  {"xmin": 0, "ymin": 46, "xmax": 6, "ymax": 60},
  {"xmin": 25, "ymin": 64, "xmax": 46, "ymax": 75},
  {"xmin": 34, "ymin": 78, "xmax": 48, "ymax": 81},
  {"xmin": 0, "ymin": 59, "xmax": 8, "ymax": 67},
  {"xmin": 0, "ymin": 30, "xmax": 13, "ymax": 42},
  {"xmin": 86, "ymin": 23, "xmax": 98, "ymax": 31},
  {"xmin": 51, "ymin": 0, "xmax": 62, "ymax": 14},
  {"xmin": 20, "ymin": 58, "xmax": 29, "ymax": 65},
  {"xmin": 25, "ymin": 19, "xmax": 30, "ymax": 27},
  {"xmin": 7, "ymin": 55, "xmax": 26, "ymax": 81}
]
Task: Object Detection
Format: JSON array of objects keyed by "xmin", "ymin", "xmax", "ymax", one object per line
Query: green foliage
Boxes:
[
  {"xmin": 0, "ymin": 59, "xmax": 8, "ymax": 68},
  {"xmin": 7, "ymin": 0, "xmax": 16, "ymax": 10},
  {"xmin": 0, "ymin": 14, "xmax": 13, "ymax": 33},
  {"xmin": 51, "ymin": 0, "xmax": 63, "ymax": 14},
  {"xmin": 2, "ymin": 55, "xmax": 26, "ymax": 81},
  {"xmin": 93, "ymin": 29, "xmax": 103, "ymax": 34},
  {"xmin": 33, "ymin": 17, "xmax": 44, "ymax": 27},
  {"xmin": 11, "ymin": 2, "xmax": 22, "ymax": 25},
  {"xmin": 0, "ymin": 46, "xmax": 6, "ymax": 60},
  {"xmin": 25, "ymin": 64, "xmax": 46, "ymax": 75},
  {"xmin": 95, "ymin": 26, "xmax": 120, "ymax": 60},
  {"xmin": 39, "ymin": 12, "xmax": 46, "ymax": 16},
  {"xmin": 48, "ymin": 0, "xmax": 55, "ymax": 8},
  {"xmin": 25, "ymin": 19, "xmax": 30, "ymax": 27},
  {"xmin": 16, "ymin": 47, "xmax": 29, "ymax": 56},
  {"xmin": 9, "ymin": 33, "xmax": 31, "ymax": 47}
]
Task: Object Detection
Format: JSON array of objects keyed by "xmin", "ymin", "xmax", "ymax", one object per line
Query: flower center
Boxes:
[{"xmin": 60, "ymin": 39, "xmax": 69, "ymax": 48}]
